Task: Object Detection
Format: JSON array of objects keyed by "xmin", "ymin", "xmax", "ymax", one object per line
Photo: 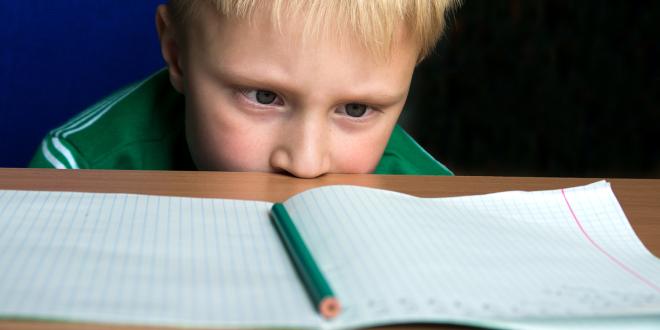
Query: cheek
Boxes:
[
  {"xmin": 331, "ymin": 129, "xmax": 392, "ymax": 173},
  {"xmin": 184, "ymin": 96, "xmax": 273, "ymax": 171}
]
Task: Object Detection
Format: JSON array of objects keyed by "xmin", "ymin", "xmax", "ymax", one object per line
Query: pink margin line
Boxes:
[{"xmin": 561, "ymin": 189, "xmax": 660, "ymax": 293}]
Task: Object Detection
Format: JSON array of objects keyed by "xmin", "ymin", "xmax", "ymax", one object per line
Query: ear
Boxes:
[{"xmin": 156, "ymin": 4, "xmax": 185, "ymax": 93}]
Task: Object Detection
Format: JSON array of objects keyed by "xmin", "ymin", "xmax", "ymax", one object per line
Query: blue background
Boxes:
[{"xmin": 0, "ymin": 0, "xmax": 164, "ymax": 167}]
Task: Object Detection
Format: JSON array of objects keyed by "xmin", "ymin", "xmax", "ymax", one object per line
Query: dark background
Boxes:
[
  {"xmin": 405, "ymin": 0, "xmax": 659, "ymax": 177},
  {"xmin": 1, "ymin": 1, "xmax": 658, "ymax": 177}
]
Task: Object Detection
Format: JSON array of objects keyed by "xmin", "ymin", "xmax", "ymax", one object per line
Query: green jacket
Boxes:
[{"xmin": 30, "ymin": 69, "xmax": 452, "ymax": 176}]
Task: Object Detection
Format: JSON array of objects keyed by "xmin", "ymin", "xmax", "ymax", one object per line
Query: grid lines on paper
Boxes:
[
  {"xmin": 283, "ymin": 183, "xmax": 660, "ymax": 325},
  {"xmin": 289, "ymin": 188, "xmax": 384, "ymax": 306},
  {"xmin": 62, "ymin": 195, "xmax": 117, "ymax": 311},
  {"xmin": 0, "ymin": 190, "xmax": 319, "ymax": 328},
  {"xmin": 4, "ymin": 191, "xmax": 73, "ymax": 313},
  {"xmin": 561, "ymin": 187, "xmax": 660, "ymax": 293}
]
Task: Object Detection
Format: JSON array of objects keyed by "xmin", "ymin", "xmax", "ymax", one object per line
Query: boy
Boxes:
[{"xmin": 30, "ymin": 0, "xmax": 456, "ymax": 178}]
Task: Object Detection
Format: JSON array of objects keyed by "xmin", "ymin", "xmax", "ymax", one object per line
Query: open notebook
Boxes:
[{"xmin": 0, "ymin": 181, "xmax": 659, "ymax": 329}]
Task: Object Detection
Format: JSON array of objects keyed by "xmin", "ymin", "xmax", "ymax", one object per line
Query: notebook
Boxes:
[{"xmin": 0, "ymin": 180, "xmax": 659, "ymax": 329}]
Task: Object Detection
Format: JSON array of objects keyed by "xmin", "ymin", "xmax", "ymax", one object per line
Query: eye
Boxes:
[
  {"xmin": 343, "ymin": 103, "xmax": 368, "ymax": 117},
  {"xmin": 241, "ymin": 89, "xmax": 282, "ymax": 105},
  {"xmin": 256, "ymin": 90, "xmax": 277, "ymax": 104}
]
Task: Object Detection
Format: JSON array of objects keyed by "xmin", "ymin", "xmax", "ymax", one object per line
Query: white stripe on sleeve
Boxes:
[
  {"xmin": 41, "ymin": 140, "xmax": 67, "ymax": 169},
  {"xmin": 51, "ymin": 137, "xmax": 80, "ymax": 169}
]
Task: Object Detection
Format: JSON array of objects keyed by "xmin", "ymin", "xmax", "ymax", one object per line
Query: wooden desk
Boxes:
[{"xmin": 1, "ymin": 168, "xmax": 659, "ymax": 330}]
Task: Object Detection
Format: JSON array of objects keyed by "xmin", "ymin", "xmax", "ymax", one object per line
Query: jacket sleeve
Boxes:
[{"xmin": 28, "ymin": 132, "xmax": 87, "ymax": 169}]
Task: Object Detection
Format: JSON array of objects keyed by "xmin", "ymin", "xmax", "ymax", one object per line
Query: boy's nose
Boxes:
[{"xmin": 269, "ymin": 118, "xmax": 331, "ymax": 178}]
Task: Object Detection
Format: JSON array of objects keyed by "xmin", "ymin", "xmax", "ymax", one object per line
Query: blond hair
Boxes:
[{"xmin": 168, "ymin": 0, "xmax": 459, "ymax": 62}]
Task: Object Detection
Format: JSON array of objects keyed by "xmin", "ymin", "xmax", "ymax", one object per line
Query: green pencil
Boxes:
[{"xmin": 270, "ymin": 203, "xmax": 341, "ymax": 319}]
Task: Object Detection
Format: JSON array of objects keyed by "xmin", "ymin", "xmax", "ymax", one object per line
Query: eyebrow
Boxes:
[{"xmin": 214, "ymin": 66, "xmax": 407, "ymax": 107}]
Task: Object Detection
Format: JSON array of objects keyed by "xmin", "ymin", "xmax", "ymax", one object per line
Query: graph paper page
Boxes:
[
  {"xmin": 0, "ymin": 191, "xmax": 319, "ymax": 328},
  {"xmin": 284, "ymin": 181, "xmax": 660, "ymax": 329}
]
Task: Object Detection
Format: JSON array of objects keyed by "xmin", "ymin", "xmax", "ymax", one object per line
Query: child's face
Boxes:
[{"xmin": 166, "ymin": 5, "xmax": 419, "ymax": 178}]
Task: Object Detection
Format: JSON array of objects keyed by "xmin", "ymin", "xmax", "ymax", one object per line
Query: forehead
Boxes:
[{"xmin": 182, "ymin": 3, "xmax": 419, "ymax": 103}]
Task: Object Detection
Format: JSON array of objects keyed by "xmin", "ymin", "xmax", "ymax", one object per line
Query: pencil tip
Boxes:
[{"xmin": 320, "ymin": 297, "xmax": 341, "ymax": 319}]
